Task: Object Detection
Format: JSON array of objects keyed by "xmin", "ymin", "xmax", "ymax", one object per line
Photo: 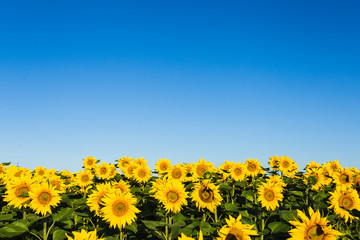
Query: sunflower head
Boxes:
[
  {"xmin": 329, "ymin": 187, "xmax": 360, "ymax": 223},
  {"xmin": 245, "ymin": 158, "xmax": 263, "ymax": 177},
  {"xmin": 83, "ymin": 156, "xmax": 97, "ymax": 170},
  {"xmin": 117, "ymin": 156, "xmax": 132, "ymax": 172},
  {"xmin": 28, "ymin": 183, "xmax": 61, "ymax": 216},
  {"xmin": 158, "ymin": 180, "xmax": 188, "ymax": 213},
  {"xmin": 133, "ymin": 164, "xmax": 152, "ymax": 183},
  {"xmin": 217, "ymin": 215, "xmax": 258, "ymax": 240},
  {"xmin": 156, "ymin": 158, "xmax": 172, "ymax": 174},
  {"xmin": 191, "ymin": 180, "xmax": 222, "ymax": 212},
  {"xmin": 167, "ymin": 163, "xmax": 186, "ymax": 182},
  {"xmin": 268, "ymin": 156, "xmax": 280, "ymax": 170},
  {"xmin": 257, "ymin": 182, "xmax": 283, "ymax": 211}
]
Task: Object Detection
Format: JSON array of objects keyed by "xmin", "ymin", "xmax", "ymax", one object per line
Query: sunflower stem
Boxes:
[
  {"xmin": 165, "ymin": 214, "xmax": 169, "ymax": 240},
  {"xmin": 260, "ymin": 211, "xmax": 265, "ymax": 240},
  {"xmin": 43, "ymin": 221, "xmax": 47, "ymax": 240},
  {"xmin": 23, "ymin": 210, "xmax": 27, "ymax": 219},
  {"xmin": 202, "ymin": 212, "xmax": 206, "ymax": 222},
  {"xmin": 119, "ymin": 229, "xmax": 124, "ymax": 240},
  {"xmin": 214, "ymin": 207, "xmax": 218, "ymax": 223}
]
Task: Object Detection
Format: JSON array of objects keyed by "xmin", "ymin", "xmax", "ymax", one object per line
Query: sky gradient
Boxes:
[{"xmin": 1, "ymin": 1, "xmax": 359, "ymax": 172}]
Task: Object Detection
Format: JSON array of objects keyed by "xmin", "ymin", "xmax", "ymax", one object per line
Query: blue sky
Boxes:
[{"xmin": 1, "ymin": 1, "xmax": 359, "ymax": 172}]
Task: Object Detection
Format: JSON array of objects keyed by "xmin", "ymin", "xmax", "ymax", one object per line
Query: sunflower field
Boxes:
[{"xmin": 0, "ymin": 156, "xmax": 360, "ymax": 240}]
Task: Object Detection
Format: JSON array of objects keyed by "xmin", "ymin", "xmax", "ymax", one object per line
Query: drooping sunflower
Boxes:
[
  {"xmin": 167, "ymin": 163, "xmax": 186, "ymax": 182},
  {"xmin": 219, "ymin": 160, "xmax": 234, "ymax": 179},
  {"xmin": 266, "ymin": 175, "xmax": 286, "ymax": 189},
  {"xmin": 191, "ymin": 180, "xmax": 222, "ymax": 212},
  {"xmin": 3, "ymin": 176, "xmax": 34, "ymax": 208},
  {"xmin": 101, "ymin": 191, "xmax": 140, "ymax": 229},
  {"xmin": 192, "ymin": 159, "xmax": 215, "ymax": 180},
  {"xmin": 28, "ymin": 183, "xmax": 61, "ymax": 216},
  {"xmin": 133, "ymin": 164, "xmax": 152, "ymax": 183},
  {"xmin": 304, "ymin": 168, "xmax": 325, "ymax": 191},
  {"xmin": 216, "ymin": 215, "xmax": 258, "ymax": 240},
  {"xmin": 305, "ymin": 161, "xmax": 321, "ymax": 171},
  {"xmin": 329, "ymin": 186, "xmax": 360, "ymax": 223},
  {"xmin": 288, "ymin": 207, "xmax": 341, "ymax": 240},
  {"xmin": 66, "ymin": 229, "xmax": 104, "ymax": 240},
  {"xmin": 245, "ymin": 158, "xmax": 263, "ymax": 177},
  {"xmin": 155, "ymin": 158, "xmax": 172, "ymax": 174},
  {"xmin": 328, "ymin": 159, "xmax": 341, "ymax": 174},
  {"xmin": 83, "ymin": 156, "xmax": 97, "ymax": 170},
  {"xmin": 268, "ymin": 155, "xmax": 280, "ymax": 171},
  {"xmin": 333, "ymin": 167, "xmax": 354, "ymax": 188},
  {"xmin": 158, "ymin": 180, "xmax": 188, "ymax": 213},
  {"xmin": 96, "ymin": 162, "xmax": 112, "ymax": 180},
  {"xmin": 75, "ymin": 170, "xmax": 94, "ymax": 188},
  {"xmin": 87, "ymin": 182, "xmax": 113, "ymax": 216},
  {"xmin": 229, "ymin": 162, "xmax": 246, "ymax": 182},
  {"xmin": 257, "ymin": 182, "xmax": 283, "ymax": 211}
]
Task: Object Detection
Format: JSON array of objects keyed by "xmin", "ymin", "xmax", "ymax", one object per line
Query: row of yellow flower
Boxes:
[{"xmin": 1, "ymin": 156, "xmax": 360, "ymax": 239}]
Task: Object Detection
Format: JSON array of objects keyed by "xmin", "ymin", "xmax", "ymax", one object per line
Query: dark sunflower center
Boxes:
[
  {"xmin": 138, "ymin": 170, "xmax": 146, "ymax": 178},
  {"xmin": 100, "ymin": 167, "xmax": 107, "ymax": 174},
  {"xmin": 199, "ymin": 186, "xmax": 214, "ymax": 203},
  {"xmin": 38, "ymin": 192, "xmax": 52, "ymax": 205},
  {"xmin": 307, "ymin": 224, "xmax": 325, "ymax": 240},
  {"xmin": 341, "ymin": 195, "xmax": 354, "ymax": 209},
  {"xmin": 112, "ymin": 200, "xmax": 128, "ymax": 217},
  {"xmin": 247, "ymin": 164, "xmax": 256, "ymax": 172},
  {"xmin": 172, "ymin": 169, "xmax": 182, "ymax": 179},
  {"xmin": 128, "ymin": 166, "xmax": 136, "ymax": 175},
  {"xmin": 282, "ymin": 161, "xmax": 289, "ymax": 168},
  {"xmin": 196, "ymin": 164, "xmax": 208, "ymax": 177},
  {"xmin": 167, "ymin": 191, "xmax": 179, "ymax": 203},
  {"xmin": 87, "ymin": 160, "xmax": 93, "ymax": 166},
  {"xmin": 38, "ymin": 170, "xmax": 44, "ymax": 175},
  {"xmin": 81, "ymin": 175, "xmax": 90, "ymax": 182},
  {"xmin": 234, "ymin": 168, "xmax": 241, "ymax": 176},
  {"xmin": 264, "ymin": 189, "xmax": 275, "ymax": 201},
  {"xmin": 340, "ymin": 174, "xmax": 350, "ymax": 184},
  {"xmin": 226, "ymin": 228, "xmax": 243, "ymax": 240},
  {"xmin": 160, "ymin": 163, "xmax": 168, "ymax": 170},
  {"xmin": 16, "ymin": 186, "xmax": 29, "ymax": 197}
]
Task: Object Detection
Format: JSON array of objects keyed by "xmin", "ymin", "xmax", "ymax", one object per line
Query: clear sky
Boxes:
[{"xmin": 1, "ymin": 1, "xmax": 359, "ymax": 172}]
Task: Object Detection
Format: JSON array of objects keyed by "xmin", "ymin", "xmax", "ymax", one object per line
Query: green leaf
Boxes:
[
  {"xmin": 219, "ymin": 182, "xmax": 233, "ymax": 191},
  {"xmin": 173, "ymin": 220, "xmax": 186, "ymax": 227},
  {"xmin": 0, "ymin": 214, "xmax": 13, "ymax": 221},
  {"xmin": 224, "ymin": 203, "xmax": 238, "ymax": 212},
  {"xmin": 313, "ymin": 191, "xmax": 329, "ymax": 201},
  {"xmin": 241, "ymin": 190, "xmax": 254, "ymax": 202},
  {"xmin": 290, "ymin": 191, "xmax": 304, "ymax": 197},
  {"xmin": 258, "ymin": 229, "xmax": 270, "ymax": 235},
  {"xmin": 268, "ymin": 222, "xmax": 291, "ymax": 233},
  {"xmin": 142, "ymin": 220, "xmax": 162, "ymax": 230},
  {"xmin": 172, "ymin": 213, "xmax": 187, "ymax": 222},
  {"xmin": 280, "ymin": 210, "xmax": 298, "ymax": 222},
  {"xmin": 200, "ymin": 222, "xmax": 211, "ymax": 235},
  {"xmin": 52, "ymin": 208, "xmax": 74, "ymax": 222},
  {"xmin": 125, "ymin": 222, "xmax": 138, "ymax": 234},
  {"xmin": 0, "ymin": 219, "xmax": 29, "ymax": 238},
  {"xmin": 52, "ymin": 229, "xmax": 67, "ymax": 240}
]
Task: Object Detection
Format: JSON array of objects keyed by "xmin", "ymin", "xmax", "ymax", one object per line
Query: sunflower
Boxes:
[
  {"xmin": 156, "ymin": 158, "xmax": 172, "ymax": 174},
  {"xmin": 87, "ymin": 183, "xmax": 113, "ymax": 216},
  {"xmin": 3, "ymin": 176, "xmax": 34, "ymax": 208},
  {"xmin": 83, "ymin": 156, "xmax": 97, "ymax": 170},
  {"xmin": 117, "ymin": 156, "xmax": 133, "ymax": 172},
  {"xmin": 48, "ymin": 175, "xmax": 65, "ymax": 193},
  {"xmin": 219, "ymin": 160, "xmax": 234, "ymax": 179},
  {"xmin": 333, "ymin": 167, "xmax": 354, "ymax": 188},
  {"xmin": 66, "ymin": 229, "xmax": 104, "ymax": 240},
  {"xmin": 191, "ymin": 180, "xmax": 222, "ymax": 212},
  {"xmin": 167, "ymin": 163, "xmax": 186, "ymax": 182},
  {"xmin": 288, "ymin": 207, "xmax": 341, "ymax": 240},
  {"xmin": 123, "ymin": 162, "xmax": 137, "ymax": 179},
  {"xmin": 216, "ymin": 215, "xmax": 258, "ymax": 240},
  {"xmin": 158, "ymin": 180, "xmax": 188, "ymax": 213},
  {"xmin": 101, "ymin": 191, "xmax": 140, "ymax": 229},
  {"xmin": 245, "ymin": 158, "xmax": 263, "ymax": 177},
  {"xmin": 96, "ymin": 162, "xmax": 112, "ymax": 180},
  {"xmin": 178, "ymin": 230, "xmax": 203, "ymax": 240},
  {"xmin": 304, "ymin": 168, "xmax": 325, "ymax": 191},
  {"xmin": 278, "ymin": 156, "xmax": 298, "ymax": 177},
  {"xmin": 75, "ymin": 170, "xmax": 94, "ymax": 188},
  {"xmin": 266, "ymin": 175, "xmax": 286, "ymax": 189},
  {"xmin": 192, "ymin": 159, "xmax": 215, "ymax": 180},
  {"xmin": 112, "ymin": 180, "xmax": 131, "ymax": 193},
  {"xmin": 229, "ymin": 162, "xmax": 246, "ymax": 182},
  {"xmin": 133, "ymin": 164, "xmax": 152, "ymax": 183},
  {"xmin": 328, "ymin": 159, "xmax": 341, "ymax": 174},
  {"xmin": 268, "ymin": 155, "xmax": 280, "ymax": 170},
  {"xmin": 329, "ymin": 186, "xmax": 360, "ymax": 223},
  {"xmin": 305, "ymin": 161, "xmax": 320, "ymax": 171},
  {"xmin": 28, "ymin": 183, "xmax": 61, "ymax": 216},
  {"xmin": 34, "ymin": 166, "xmax": 48, "ymax": 179},
  {"xmin": 257, "ymin": 182, "xmax": 283, "ymax": 211},
  {"xmin": 134, "ymin": 156, "xmax": 148, "ymax": 166}
]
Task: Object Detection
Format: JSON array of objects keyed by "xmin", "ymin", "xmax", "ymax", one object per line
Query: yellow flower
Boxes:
[
  {"xmin": 268, "ymin": 155, "xmax": 280, "ymax": 170},
  {"xmin": 158, "ymin": 180, "xmax": 187, "ymax": 213},
  {"xmin": 329, "ymin": 186, "xmax": 360, "ymax": 223},
  {"xmin": 133, "ymin": 164, "xmax": 152, "ymax": 183},
  {"xmin": 229, "ymin": 162, "xmax": 246, "ymax": 182},
  {"xmin": 87, "ymin": 183, "xmax": 114, "ymax": 216},
  {"xmin": 167, "ymin": 163, "xmax": 186, "ymax": 182},
  {"xmin": 156, "ymin": 158, "xmax": 172, "ymax": 174},
  {"xmin": 75, "ymin": 170, "xmax": 94, "ymax": 188},
  {"xmin": 134, "ymin": 156, "xmax": 148, "ymax": 166},
  {"xmin": 3, "ymin": 176, "xmax": 34, "ymax": 209},
  {"xmin": 83, "ymin": 156, "xmax": 97, "ymax": 170},
  {"xmin": 66, "ymin": 229, "xmax": 104, "ymax": 240},
  {"xmin": 288, "ymin": 207, "xmax": 341, "ymax": 240},
  {"xmin": 117, "ymin": 156, "xmax": 133, "ymax": 172},
  {"xmin": 327, "ymin": 160, "xmax": 341, "ymax": 174},
  {"xmin": 29, "ymin": 183, "xmax": 61, "ymax": 216},
  {"xmin": 101, "ymin": 191, "xmax": 140, "ymax": 229},
  {"xmin": 112, "ymin": 180, "xmax": 131, "ymax": 193},
  {"xmin": 304, "ymin": 168, "xmax": 325, "ymax": 191},
  {"xmin": 333, "ymin": 167, "xmax": 354, "ymax": 188},
  {"xmin": 245, "ymin": 158, "xmax": 263, "ymax": 177},
  {"xmin": 266, "ymin": 175, "xmax": 286, "ymax": 189},
  {"xmin": 192, "ymin": 159, "xmax": 215, "ymax": 180},
  {"xmin": 305, "ymin": 161, "xmax": 320, "ymax": 171},
  {"xmin": 34, "ymin": 166, "xmax": 48, "ymax": 179},
  {"xmin": 191, "ymin": 180, "xmax": 223, "ymax": 212},
  {"xmin": 95, "ymin": 162, "xmax": 112, "ymax": 180},
  {"xmin": 178, "ymin": 233, "xmax": 195, "ymax": 240},
  {"xmin": 216, "ymin": 215, "xmax": 258, "ymax": 240},
  {"xmin": 278, "ymin": 156, "xmax": 298, "ymax": 177},
  {"xmin": 257, "ymin": 182, "xmax": 283, "ymax": 211},
  {"xmin": 123, "ymin": 162, "xmax": 137, "ymax": 179}
]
